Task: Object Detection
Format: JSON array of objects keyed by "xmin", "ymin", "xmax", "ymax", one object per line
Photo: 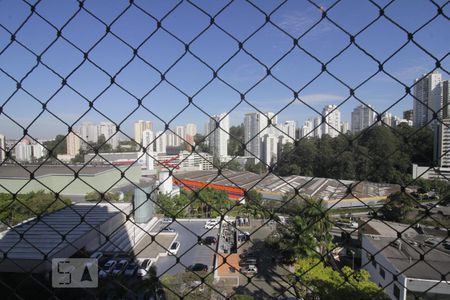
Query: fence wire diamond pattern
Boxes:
[{"xmin": 0, "ymin": 0, "xmax": 449, "ymax": 299}]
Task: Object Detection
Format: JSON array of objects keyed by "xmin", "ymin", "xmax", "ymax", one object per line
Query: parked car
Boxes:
[
  {"xmin": 161, "ymin": 217, "xmax": 172, "ymax": 224},
  {"xmin": 112, "ymin": 259, "xmax": 128, "ymax": 276},
  {"xmin": 99, "ymin": 260, "xmax": 116, "ymax": 278},
  {"xmin": 187, "ymin": 263, "xmax": 208, "ymax": 272},
  {"xmin": 90, "ymin": 251, "xmax": 103, "ymax": 261},
  {"xmin": 204, "ymin": 220, "xmax": 220, "ymax": 229},
  {"xmin": 424, "ymin": 238, "xmax": 439, "ymax": 247},
  {"xmin": 240, "ymin": 264, "xmax": 258, "ymax": 275},
  {"xmin": 124, "ymin": 262, "xmax": 138, "ymax": 276},
  {"xmin": 202, "ymin": 236, "xmax": 217, "ymax": 245},
  {"xmin": 168, "ymin": 241, "xmax": 180, "ymax": 255},
  {"xmin": 162, "ymin": 227, "xmax": 176, "ymax": 233},
  {"xmin": 137, "ymin": 259, "xmax": 153, "ymax": 277}
]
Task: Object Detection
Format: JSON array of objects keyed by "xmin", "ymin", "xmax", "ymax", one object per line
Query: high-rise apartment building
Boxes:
[
  {"xmin": 262, "ymin": 134, "xmax": 278, "ymax": 165},
  {"xmin": 155, "ymin": 131, "xmax": 167, "ymax": 154},
  {"xmin": 341, "ymin": 121, "xmax": 350, "ymax": 134},
  {"xmin": 322, "ymin": 105, "xmax": 341, "ymax": 138},
  {"xmin": 98, "ymin": 122, "xmax": 119, "ymax": 149},
  {"xmin": 351, "ymin": 104, "xmax": 375, "ymax": 133},
  {"xmin": 142, "ymin": 129, "xmax": 155, "ymax": 171},
  {"xmin": 0, "ymin": 134, "xmax": 5, "ymax": 162},
  {"xmin": 32, "ymin": 144, "xmax": 45, "ymax": 160},
  {"xmin": 208, "ymin": 113, "xmax": 230, "ymax": 160},
  {"xmin": 244, "ymin": 112, "xmax": 270, "ymax": 159},
  {"xmin": 66, "ymin": 131, "xmax": 81, "ymax": 156},
  {"xmin": 437, "ymin": 119, "xmax": 450, "ymax": 168},
  {"xmin": 15, "ymin": 140, "xmax": 32, "ymax": 162},
  {"xmin": 79, "ymin": 122, "xmax": 99, "ymax": 144},
  {"xmin": 134, "ymin": 120, "xmax": 153, "ymax": 145},
  {"xmin": 314, "ymin": 116, "xmax": 322, "ymax": 138},
  {"xmin": 166, "ymin": 132, "xmax": 175, "ymax": 147},
  {"xmin": 442, "ymin": 80, "xmax": 450, "ymax": 119},
  {"xmin": 382, "ymin": 112, "xmax": 393, "ymax": 127},
  {"xmin": 184, "ymin": 123, "xmax": 197, "ymax": 151},
  {"xmin": 280, "ymin": 120, "xmax": 296, "ymax": 141},
  {"xmin": 413, "ymin": 71, "xmax": 442, "ymax": 128},
  {"xmin": 174, "ymin": 126, "xmax": 185, "ymax": 147},
  {"xmin": 301, "ymin": 119, "xmax": 314, "ymax": 138}
]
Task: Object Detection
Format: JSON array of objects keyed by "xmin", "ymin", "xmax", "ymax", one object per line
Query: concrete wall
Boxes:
[{"xmin": 0, "ymin": 166, "xmax": 141, "ymax": 195}]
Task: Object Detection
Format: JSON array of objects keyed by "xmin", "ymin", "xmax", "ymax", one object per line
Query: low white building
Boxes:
[{"xmin": 361, "ymin": 220, "xmax": 450, "ymax": 300}]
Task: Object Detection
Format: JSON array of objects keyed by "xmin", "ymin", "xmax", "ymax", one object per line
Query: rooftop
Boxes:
[
  {"xmin": 0, "ymin": 164, "xmax": 124, "ymax": 179},
  {"xmin": 365, "ymin": 234, "xmax": 450, "ymax": 281},
  {"xmin": 0, "ymin": 203, "xmax": 129, "ymax": 260},
  {"xmin": 174, "ymin": 170, "xmax": 400, "ymax": 201}
]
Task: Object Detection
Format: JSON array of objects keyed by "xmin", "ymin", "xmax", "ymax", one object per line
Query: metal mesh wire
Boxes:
[{"xmin": 0, "ymin": 0, "xmax": 449, "ymax": 299}]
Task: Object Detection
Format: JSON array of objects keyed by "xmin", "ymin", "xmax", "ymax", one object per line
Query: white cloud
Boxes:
[
  {"xmin": 277, "ymin": 8, "xmax": 334, "ymax": 37},
  {"xmin": 299, "ymin": 93, "xmax": 345, "ymax": 104}
]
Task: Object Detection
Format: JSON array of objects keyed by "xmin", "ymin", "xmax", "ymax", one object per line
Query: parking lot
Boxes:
[{"xmin": 150, "ymin": 220, "xmax": 219, "ymax": 276}]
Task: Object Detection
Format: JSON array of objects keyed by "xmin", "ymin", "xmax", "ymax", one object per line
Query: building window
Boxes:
[
  {"xmin": 379, "ymin": 267, "xmax": 385, "ymax": 279},
  {"xmin": 393, "ymin": 284, "xmax": 400, "ymax": 299}
]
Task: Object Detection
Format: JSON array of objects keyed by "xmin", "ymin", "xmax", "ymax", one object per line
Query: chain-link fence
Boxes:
[{"xmin": 0, "ymin": 0, "xmax": 449, "ymax": 299}]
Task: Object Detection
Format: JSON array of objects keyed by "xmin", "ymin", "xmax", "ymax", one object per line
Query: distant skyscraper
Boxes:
[
  {"xmin": 208, "ymin": 113, "xmax": 230, "ymax": 160},
  {"xmin": 322, "ymin": 105, "xmax": 341, "ymax": 138},
  {"xmin": 66, "ymin": 131, "xmax": 81, "ymax": 157},
  {"xmin": 301, "ymin": 119, "xmax": 314, "ymax": 138},
  {"xmin": 0, "ymin": 134, "xmax": 6, "ymax": 163},
  {"xmin": 244, "ymin": 112, "xmax": 270, "ymax": 159},
  {"xmin": 340, "ymin": 121, "xmax": 350, "ymax": 134},
  {"xmin": 79, "ymin": 122, "xmax": 99, "ymax": 144},
  {"xmin": 281, "ymin": 120, "xmax": 296, "ymax": 141},
  {"xmin": 314, "ymin": 116, "xmax": 322, "ymax": 138},
  {"xmin": 98, "ymin": 122, "xmax": 118, "ymax": 149},
  {"xmin": 174, "ymin": 126, "xmax": 185, "ymax": 147},
  {"xmin": 142, "ymin": 129, "xmax": 155, "ymax": 171},
  {"xmin": 381, "ymin": 112, "xmax": 393, "ymax": 127},
  {"xmin": 413, "ymin": 71, "xmax": 442, "ymax": 128},
  {"xmin": 262, "ymin": 134, "xmax": 278, "ymax": 165},
  {"xmin": 403, "ymin": 109, "xmax": 414, "ymax": 122},
  {"xmin": 184, "ymin": 123, "xmax": 197, "ymax": 151},
  {"xmin": 166, "ymin": 132, "xmax": 175, "ymax": 147},
  {"xmin": 32, "ymin": 144, "xmax": 45, "ymax": 160},
  {"xmin": 351, "ymin": 104, "xmax": 375, "ymax": 133},
  {"xmin": 134, "ymin": 120, "xmax": 153, "ymax": 145},
  {"xmin": 442, "ymin": 80, "xmax": 450, "ymax": 119},
  {"xmin": 0, "ymin": 134, "xmax": 5, "ymax": 162},
  {"xmin": 155, "ymin": 131, "xmax": 167, "ymax": 154},
  {"xmin": 438, "ymin": 119, "xmax": 450, "ymax": 168},
  {"xmin": 15, "ymin": 140, "xmax": 32, "ymax": 162}
]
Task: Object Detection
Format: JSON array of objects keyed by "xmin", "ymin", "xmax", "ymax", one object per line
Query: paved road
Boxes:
[{"xmin": 154, "ymin": 220, "xmax": 218, "ymax": 276}]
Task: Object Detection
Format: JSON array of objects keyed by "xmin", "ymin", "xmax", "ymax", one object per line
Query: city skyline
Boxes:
[{"xmin": 1, "ymin": 1, "xmax": 448, "ymax": 139}]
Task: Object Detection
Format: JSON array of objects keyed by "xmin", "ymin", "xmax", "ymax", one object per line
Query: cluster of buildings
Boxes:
[
  {"xmin": 65, "ymin": 121, "xmax": 119, "ymax": 158},
  {"xmin": 0, "ymin": 137, "xmax": 46, "ymax": 163},
  {"xmin": 411, "ymin": 71, "xmax": 450, "ymax": 180}
]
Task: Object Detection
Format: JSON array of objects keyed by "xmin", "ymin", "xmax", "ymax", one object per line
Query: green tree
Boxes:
[
  {"xmin": 43, "ymin": 135, "xmax": 67, "ymax": 159},
  {"xmin": 0, "ymin": 192, "xmax": 71, "ymax": 227},
  {"xmin": 294, "ymin": 257, "xmax": 389, "ymax": 300},
  {"xmin": 271, "ymin": 197, "xmax": 332, "ymax": 262},
  {"xmin": 228, "ymin": 124, "xmax": 244, "ymax": 156},
  {"xmin": 155, "ymin": 193, "xmax": 190, "ymax": 218},
  {"xmin": 243, "ymin": 190, "xmax": 267, "ymax": 218},
  {"xmin": 194, "ymin": 134, "xmax": 210, "ymax": 153},
  {"xmin": 379, "ymin": 192, "xmax": 414, "ymax": 222},
  {"xmin": 245, "ymin": 161, "xmax": 267, "ymax": 174}
]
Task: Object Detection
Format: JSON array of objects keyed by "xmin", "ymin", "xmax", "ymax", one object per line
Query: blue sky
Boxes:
[{"xmin": 0, "ymin": 0, "xmax": 449, "ymax": 139}]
